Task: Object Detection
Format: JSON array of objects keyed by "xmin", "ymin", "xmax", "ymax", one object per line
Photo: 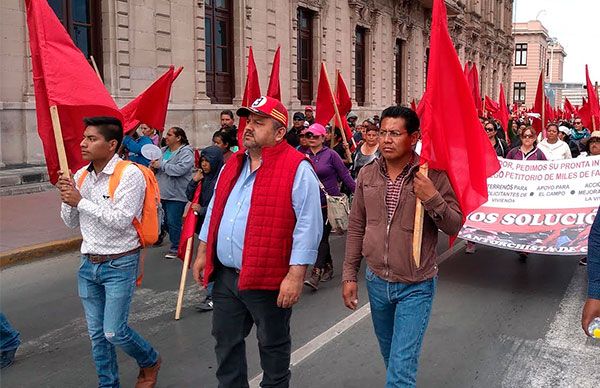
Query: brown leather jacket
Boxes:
[{"xmin": 342, "ymin": 155, "xmax": 463, "ymax": 284}]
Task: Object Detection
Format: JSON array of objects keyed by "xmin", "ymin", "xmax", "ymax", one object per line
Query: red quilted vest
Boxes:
[{"xmin": 204, "ymin": 141, "xmax": 306, "ymax": 290}]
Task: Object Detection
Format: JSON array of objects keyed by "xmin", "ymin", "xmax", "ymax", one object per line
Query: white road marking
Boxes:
[
  {"xmin": 248, "ymin": 241, "xmax": 464, "ymax": 387},
  {"xmin": 500, "ymin": 267, "xmax": 600, "ymax": 388},
  {"xmin": 249, "ymin": 303, "xmax": 372, "ymax": 388}
]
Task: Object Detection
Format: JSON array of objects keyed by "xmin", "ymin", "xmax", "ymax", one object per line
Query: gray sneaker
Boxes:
[{"xmin": 196, "ymin": 296, "xmax": 213, "ymax": 312}]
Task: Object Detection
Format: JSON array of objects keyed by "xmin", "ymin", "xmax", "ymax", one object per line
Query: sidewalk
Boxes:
[{"xmin": 0, "ymin": 190, "xmax": 81, "ymax": 265}]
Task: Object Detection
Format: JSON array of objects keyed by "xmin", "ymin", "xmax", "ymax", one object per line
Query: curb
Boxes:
[{"xmin": 0, "ymin": 237, "xmax": 82, "ymax": 268}]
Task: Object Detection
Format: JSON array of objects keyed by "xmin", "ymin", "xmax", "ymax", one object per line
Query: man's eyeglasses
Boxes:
[{"xmin": 378, "ymin": 130, "xmax": 407, "ymax": 138}]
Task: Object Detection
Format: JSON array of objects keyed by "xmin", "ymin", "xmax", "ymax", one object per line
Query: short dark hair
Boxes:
[
  {"xmin": 220, "ymin": 110, "xmax": 234, "ymax": 119},
  {"xmin": 169, "ymin": 126, "xmax": 189, "ymax": 145},
  {"xmin": 380, "ymin": 106, "xmax": 420, "ymax": 134},
  {"xmin": 83, "ymin": 116, "xmax": 123, "ymax": 150},
  {"xmin": 212, "ymin": 130, "xmax": 231, "ymax": 147},
  {"xmin": 546, "ymin": 123, "xmax": 559, "ymax": 131},
  {"xmin": 364, "ymin": 122, "xmax": 378, "ymax": 133}
]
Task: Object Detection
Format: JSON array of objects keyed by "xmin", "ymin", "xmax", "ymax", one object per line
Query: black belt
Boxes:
[{"xmin": 83, "ymin": 248, "xmax": 141, "ymax": 264}]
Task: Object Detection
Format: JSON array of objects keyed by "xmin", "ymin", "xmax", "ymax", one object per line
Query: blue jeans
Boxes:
[
  {"xmin": 161, "ymin": 199, "xmax": 186, "ymax": 252},
  {"xmin": 0, "ymin": 313, "xmax": 20, "ymax": 352},
  {"xmin": 366, "ymin": 266, "xmax": 436, "ymax": 388},
  {"xmin": 78, "ymin": 253, "xmax": 158, "ymax": 388}
]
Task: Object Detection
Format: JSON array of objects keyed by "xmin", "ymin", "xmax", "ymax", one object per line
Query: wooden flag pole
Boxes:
[
  {"xmin": 90, "ymin": 56, "xmax": 102, "ymax": 81},
  {"xmin": 175, "ymin": 237, "xmax": 194, "ymax": 320},
  {"xmin": 412, "ymin": 163, "xmax": 428, "ymax": 268},
  {"xmin": 323, "ymin": 65, "xmax": 353, "ymax": 162},
  {"xmin": 49, "ymin": 106, "xmax": 70, "ymax": 175},
  {"xmin": 541, "ymin": 69, "xmax": 546, "ymax": 138}
]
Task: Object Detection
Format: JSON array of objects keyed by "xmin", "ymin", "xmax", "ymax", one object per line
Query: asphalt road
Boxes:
[{"xmin": 1, "ymin": 236, "xmax": 598, "ymax": 387}]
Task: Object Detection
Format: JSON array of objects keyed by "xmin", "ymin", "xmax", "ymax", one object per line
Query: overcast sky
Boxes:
[{"xmin": 514, "ymin": 0, "xmax": 599, "ymax": 83}]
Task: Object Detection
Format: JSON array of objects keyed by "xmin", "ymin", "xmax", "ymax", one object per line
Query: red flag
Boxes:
[
  {"xmin": 467, "ymin": 64, "xmax": 483, "ymax": 116},
  {"xmin": 532, "ymin": 71, "xmax": 546, "ymax": 133},
  {"xmin": 545, "ymin": 98, "xmax": 555, "ymax": 123},
  {"xmin": 335, "ymin": 71, "xmax": 356, "ymax": 151},
  {"xmin": 26, "ymin": 0, "xmax": 122, "ymax": 184},
  {"xmin": 410, "ymin": 99, "xmax": 417, "ymax": 112},
  {"xmin": 238, "ymin": 47, "xmax": 262, "ymax": 148},
  {"xmin": 266, "ymin": 46, "xmax": 281, "ymax": 101},
  {"xmin": 585, "ymin": 65, "xmax": 600, "ymax": 130},
  {"xmin": 494, "ymin": 84, "xmax": 510, "ymax": 133},
  {"xmin": 315, "ymin": 64, "xmax": 336, "ymax": 126},
  {"xmin": 484, "ymin": 96, "xmax": 499, "ymax": 114},
  {"xmin": 120, "ymin": 66, "xmax": 182, "ymax": 133},
  {"xmin": 579, "ymin": 97, "xmax": 592, "ymax": 129},
  {"xmin": 419, "ymin": 0, "xmax": 500, "ymax": 222},
  {"xmin": 564, "ymin": 97, "xmax": 575, "ymax": 118},
  {"xmin": 177, "ymin": 183, "xmax": 202, "ymax": 263}
]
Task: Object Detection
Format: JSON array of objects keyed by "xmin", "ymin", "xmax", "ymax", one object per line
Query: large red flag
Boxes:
[
  {"xmin": 120, "ymin": 66, "xmax": 183, "ymax": 133},
  {"xmin": 335, "ymin": 71, "xmax": 356, "ymax": 150},
  {"xmin": 419, "ymin": 0, "xmax": 500, "ymax": 223},
  {"xmin": 177, "ymin": 182, "xmax": 202, "ymax": 263},
  {"xmin": 585, "ymin": 65, "xmax": 600, "ymax": 130},
  {"xmin": 579, "ymin": 97, "xmax": 592, "ymax": 129},
  {"xmin": 315, "ymin": 64, "xmax": 336, "ymax": 126},
  {"xmin": 484, "ymin": 96, "xmax": 499, "ymax": 114},
  {"xmin": 237, "ymin": 47, "xmax": 262, "ymax": 148},
  {"xmin": 496, "ymin": 84, "xmax": 509, "ymax": 133},
  {"xmin": 26, "ymin": 0, "xmax": 122, "ymax": 184},
  {"xmin": 467, "ymin": 64, "xmax": 483, "ymax": 116},
  {"xmin": 266, "ymin": 46, "xmax": 281, "ymax": 101},
  {"xmin": 564, "ymin": 97, "xmax": 575, "ymax": 118}
]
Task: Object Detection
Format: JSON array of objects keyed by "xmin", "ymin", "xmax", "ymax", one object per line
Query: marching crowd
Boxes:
[{"xmin": 1, "ymin": 96, "xmax": 599, "ymax": 388}]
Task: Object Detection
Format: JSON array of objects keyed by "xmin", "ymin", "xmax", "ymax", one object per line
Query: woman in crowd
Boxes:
[
  {"xmin": 185, "ymin": 145, "xmax": 224, "ymax": 311},
  {"xmin": 302, "ymin": 123, "xmax": 356, "ymax": 291},
  {"xmin": 212, "ymin": 130, "xmax": 234, "ymax": 162},
  {"xmin": 351, "ymin": 121, "xmax": 379, "ymax": 178},
  {"xmin": 121, "ymin": 127, "xmax": 154, "ymax": 167},
  {"xmin": 150, "ymin": 127, "xmax": 195, "ymax": 259},
  {"xmin": 485, "ymin": 120, "xmax": 508, "ymax": 158},
  {"xmin": 139, "ymin": 123, "xmax": 160, "ymax": 146},
  {"xmin": 328, "ymin": 127, "xmax": 353, "ymax": 166},
  {"xmin": 537, "ymin": 123, "xmax": 572, "ymax": 160},
  {"xmin": 297, "ymin": 129, "xmax": 310, "ymax": 153},
  {"xmin": 506, "ymin": 126, "xmax": 547, "ymax": 262},
  {"xmin": 506, "ymin": 126, "xmax": 547, "ymax": 161},
  {"xmin": 507, "ymin": 119, "xmax": 521, "ymax": 147}
]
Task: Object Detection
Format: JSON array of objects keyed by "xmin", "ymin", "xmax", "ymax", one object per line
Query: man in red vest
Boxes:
[{"xmin": 192, "ymin": 96, "xmax": 323, "ymax": 387}]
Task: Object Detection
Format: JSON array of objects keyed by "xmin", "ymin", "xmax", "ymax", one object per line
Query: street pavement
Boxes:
[{"xmin": 1, "ymin": 235, "xmax": 598, "ymax": 387}]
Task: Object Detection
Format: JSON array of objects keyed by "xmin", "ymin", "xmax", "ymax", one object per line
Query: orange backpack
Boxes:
[{"xmin": 77, "ymin": 160, "xmax": 163, "ymax": 247}]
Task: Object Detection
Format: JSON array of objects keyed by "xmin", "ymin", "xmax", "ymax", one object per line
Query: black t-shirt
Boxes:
[{"xmin": 286, "ymin": 128, "xmax": 301, "ymax": 148}]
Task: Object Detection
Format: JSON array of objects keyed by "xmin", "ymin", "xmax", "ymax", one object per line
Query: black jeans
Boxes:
[
  {"xmin": 212, "ymin": 265, "xmax": 292, "ymax": 388},
  {"xmin": 315, "ymin": 207, "xmax": 332, "ymax": 269}
]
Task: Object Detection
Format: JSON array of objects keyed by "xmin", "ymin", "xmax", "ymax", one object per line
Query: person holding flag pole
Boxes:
[{"xmin": 343, "ymin": 0, "xmax": 499, "ymax": 385}]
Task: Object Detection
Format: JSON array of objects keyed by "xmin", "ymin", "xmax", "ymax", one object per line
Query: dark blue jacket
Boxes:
[
  {"xmin": 588, "ymin": 206, "xmax": 600, "ymax": 299},
  {"xmin": 122, "ymin": 135, "xmax": 153, "ymax": 166},
  {"xmin": 185, "ymin": 146, "xmax": 224, "ymax": 234}
]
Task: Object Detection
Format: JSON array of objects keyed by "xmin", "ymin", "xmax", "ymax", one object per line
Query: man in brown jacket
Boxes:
[{"xmin": 342, "ymin": 106, "xmax": 463, "ymax": 387}]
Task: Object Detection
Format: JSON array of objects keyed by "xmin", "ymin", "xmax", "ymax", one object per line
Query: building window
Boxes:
[
  {"xmin": 395, "ymin": 39, "xmax": 404, "ymax": 105},
  {"xmin": 205, "ymin": 0, "xmax": 234, "ymax": 104},
  {"xmin": 355, "ymin": 27, "xmax": 367, "ymax": 106},
  {"xmin": 513, "ymin": 82, "xmax": 526, "ymax": 102},
  {"xmin": 48, "ymin": 0, "xmax": 103, "ymax": 75},
  {"xmin": 297, "ymin": 8, "xmax": 313, "ymax": 105},
  {"xmin": 515, "ymin": 43, "xmax": 527, "ymax": 66},
  {"xmin": 546, "ymin": 58, "xmax": 550, "ymax": 77}
]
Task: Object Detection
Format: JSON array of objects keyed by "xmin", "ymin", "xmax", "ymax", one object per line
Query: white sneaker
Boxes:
[{"xmin": 164, "ymin": 252, "xmax": 178, "ymax": 259}]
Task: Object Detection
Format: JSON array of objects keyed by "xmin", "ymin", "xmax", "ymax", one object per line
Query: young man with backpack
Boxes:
[{"xmin": 57, "ymin": 116, "xmax": 161, "ymax": 388}]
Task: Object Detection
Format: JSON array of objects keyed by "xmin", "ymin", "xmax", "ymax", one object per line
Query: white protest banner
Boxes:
[{"xmin": 458, "ymin": 155, "xmax": 600, "ymax": 255}]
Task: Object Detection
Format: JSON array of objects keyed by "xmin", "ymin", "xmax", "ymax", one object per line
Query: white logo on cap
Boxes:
[{"xmin": 251, "ymin": 96, "xmax": 267, "ymax": 108}]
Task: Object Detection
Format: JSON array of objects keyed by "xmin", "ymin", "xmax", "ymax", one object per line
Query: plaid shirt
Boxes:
[{"xmin": 380, "ymin": 155, "xmax": 415, "ymax": 222}]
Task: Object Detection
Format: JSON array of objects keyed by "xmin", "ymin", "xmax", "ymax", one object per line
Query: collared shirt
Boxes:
[
  {"xmin": 199, "ymin": 157, "xmax": 323, "ymax": 269},
  {"xmin": 60, "ymin": 154, "xmax": 145, "ymax": 254},
  {"xmin": 380, "ymin": 155, "xmax": 414, "ymax": 222}
]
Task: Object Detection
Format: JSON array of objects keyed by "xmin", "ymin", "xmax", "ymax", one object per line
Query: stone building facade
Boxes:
[
  {"xmin": 510, "ymin": 20, "xmax": 566, "ymax": 108},
  {"xmin": 0, "ymin": 0, "xmax": 513, "ymax": 168}
]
